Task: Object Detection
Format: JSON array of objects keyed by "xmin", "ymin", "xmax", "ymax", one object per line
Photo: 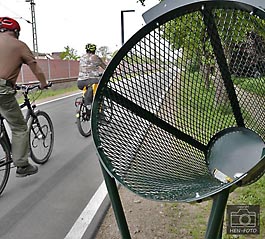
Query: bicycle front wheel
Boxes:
[
  {"xmin": 76, "ymin": 103, "xmax": 91, "ymax": 137},
  {"xmin": 29, "ymin": 111, "xmax": 54, "ymax": 164},
  {"xmin": 0, "ymin": 140, "xmax": 11, "ymax": 196}
]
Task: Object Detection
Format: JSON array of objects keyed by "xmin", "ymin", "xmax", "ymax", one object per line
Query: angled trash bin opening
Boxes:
[
  {"xmin": 92, "ymin": 0, "xmax": 265, "ymax": 238},
  {"xmin": 92, "ymin": 0, "xmax": 265, "ymax": 204},
  {"xmin": 207, "ymin": 127, "xmax": 265, "ymax": 186}
]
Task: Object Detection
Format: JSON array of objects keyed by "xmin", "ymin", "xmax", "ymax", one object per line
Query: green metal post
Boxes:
[
  {"xmin": 100, "ymin": 163, "xmax": 131, "ymax": 239},
  {"xmin": 205, "ymin": 187, "xmax": 230, "ymax": 239}
]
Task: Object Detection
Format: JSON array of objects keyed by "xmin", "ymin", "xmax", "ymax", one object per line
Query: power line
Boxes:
[
  {"xmin": 0, "ymin": 1, "xmax": 31, "ymax": 23},
  {"xmin": 0, "ymin": 1, "xmax": 38, "ymax": 56}
]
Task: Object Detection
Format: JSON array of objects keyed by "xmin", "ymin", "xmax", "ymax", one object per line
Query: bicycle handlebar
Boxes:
[{"xmin": 16, "ymin": 82, "xmax": 52, "ymax": 94}]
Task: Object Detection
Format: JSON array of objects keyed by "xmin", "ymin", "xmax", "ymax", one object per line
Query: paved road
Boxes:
[{"xmin": 0, "ymin": 93, "xmax": 108, "ymax": 239}]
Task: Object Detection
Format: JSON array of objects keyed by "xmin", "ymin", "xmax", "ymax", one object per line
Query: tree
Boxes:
[
  {"xmin": 138, "ymin": 0, "xmax": 146, "ymax": 5},
  {"xmin": 60, "ymin": 46, "xmax": 80, "ymax": 60},
  {"xmin": 162, "ymin": 9, "xmax": 264, "ymax": 105},
  {"xmin": 138, "ymin": 1, "xmax": 264, "ymax": 105},
  {"xmin": 97, "ymin": 46, "xmax": 111, "ymax": 62}
]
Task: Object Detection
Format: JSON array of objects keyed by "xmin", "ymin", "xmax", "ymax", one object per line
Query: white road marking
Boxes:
[
  {"xmin": 37, "ymin": 92, "xmax": 81, "ymax": 106},
  {"xmin": 30, "ymin": 91, "xmax": 108, "ymax": 238},
  {"xmin": 64, "ymin": 181, "xmax": 108, "ymax": 239}
]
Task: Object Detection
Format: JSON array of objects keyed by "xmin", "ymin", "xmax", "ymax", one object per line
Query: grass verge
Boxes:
[
  {"xmin": 16, "ymin": 84, "xmax": 79, "ymax": 104},
  {"xmin": 166, "ymin": 176, "xmax": 264, "ymax": 238}
]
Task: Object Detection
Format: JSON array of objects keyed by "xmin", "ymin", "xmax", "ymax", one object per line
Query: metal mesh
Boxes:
[{"xmin": 93, "ymin": 6, "xmax": 265, "ymax": 202}]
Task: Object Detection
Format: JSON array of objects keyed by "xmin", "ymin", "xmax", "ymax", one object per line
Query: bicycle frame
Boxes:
[
  {"xmin": 20, "ymin": 90, "xmax": 37, "ymax": 120},
  {"xmin": 0, "ymin": 84, "xmax": 50, "ymax": 167},
  {"xmin": 75, "ymin": 83, "xmax": 98, "ymax": 108},
  {"xmin": 92, "ymin": 83, "xmax": 98, "ymax": 96},
  {"xmin": 19, "ymin": 85, "xmax": 49, "ymax": 139}
]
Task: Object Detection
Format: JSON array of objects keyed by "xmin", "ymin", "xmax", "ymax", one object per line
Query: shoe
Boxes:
[{"xmin": 16, "ymin": 164, "xmax": 38, "ymax": 177}]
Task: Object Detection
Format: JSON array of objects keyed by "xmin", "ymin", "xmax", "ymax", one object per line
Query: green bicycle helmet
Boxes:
[{"xmin": 85, "ymin": 43, "xmax": 96, "ymax": 52}]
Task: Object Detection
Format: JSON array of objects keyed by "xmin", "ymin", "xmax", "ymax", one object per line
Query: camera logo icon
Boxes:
[
  {"xmin": 227, "ymin": 205, "xmax": 260, "ymax": 235},
  {"xmin": 230, "ymin": 208, "xmax": 256, "ymax": 227}
]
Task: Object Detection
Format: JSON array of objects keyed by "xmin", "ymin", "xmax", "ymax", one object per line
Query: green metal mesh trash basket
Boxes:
[{"xmin": 92, "ymin": 0, "xmax": 265, "ymax": 203}]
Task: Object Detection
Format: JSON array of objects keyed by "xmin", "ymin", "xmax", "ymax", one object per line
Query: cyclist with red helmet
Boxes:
[
  {"xmin": 77, "ymin": 43, "xmax": 107, "ymax": 105},
  {"xmin": 0, "ymin": 17, "xmax": 48, "ymax": 177}
]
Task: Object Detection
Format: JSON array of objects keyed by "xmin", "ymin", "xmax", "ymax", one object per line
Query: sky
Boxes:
[{"xmin": 0, "ymin": 0, "xmax": 159, "ymax": 55}]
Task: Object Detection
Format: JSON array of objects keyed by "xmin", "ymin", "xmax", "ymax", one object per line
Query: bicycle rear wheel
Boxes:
[
  {"xmin": 0, "ymin": 141, "xmax": 11, "ymax": 196},
  {"xmin": 76, "ymin": 103, "xmax": 91, "ymax": 137},
  {"xmin": 29, "ymin": 111, "xmax": 54, "ymax": 164}
]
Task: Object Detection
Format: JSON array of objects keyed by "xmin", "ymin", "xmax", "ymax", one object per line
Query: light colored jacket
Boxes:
[{"xmin": 78, "ymin": 52, "xmax": 106, "ymax": 81}]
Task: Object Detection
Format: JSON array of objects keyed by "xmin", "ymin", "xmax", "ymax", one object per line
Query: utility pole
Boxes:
[{"xmin": 26, "ymin": 0, "xmax": 38, "ymax": 57}]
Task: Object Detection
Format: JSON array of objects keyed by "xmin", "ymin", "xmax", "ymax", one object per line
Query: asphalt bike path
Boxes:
[{"xmin": 0, "ymin": 93, "xmax": 109, "ymax": 239}]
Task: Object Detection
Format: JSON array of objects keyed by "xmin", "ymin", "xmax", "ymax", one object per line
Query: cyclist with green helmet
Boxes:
[{"xmin": 77, "ymin": 43, "xmax": 107, "ymax": 105}]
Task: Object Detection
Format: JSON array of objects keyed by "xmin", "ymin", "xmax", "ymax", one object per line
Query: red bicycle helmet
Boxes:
[{"xmin": 0, "ymin": 17, "xmax": 20, "ymax": 32}]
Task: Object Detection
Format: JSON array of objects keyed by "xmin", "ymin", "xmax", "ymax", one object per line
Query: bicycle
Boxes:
[
  {"xmin": 75, "ymin": 85, "xmax": 93, "ymax": 137},
  {"xmin": 75, "ymin": 83, "xmax": 113, "ymax": 137},
  {"xmin": 0, "ymin": 83, "xmax": 54, "ymax": 195}
]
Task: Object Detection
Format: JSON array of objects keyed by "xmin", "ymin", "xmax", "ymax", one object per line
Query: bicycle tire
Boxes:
[
  {"xmin": 29, "ymin": 111, "xmax": 54, "ymax": 164},
  {"xmin": 76, "ymin": 102, "xmax": 91, "ymax": 137},
  {"xmin": 0, "ymin": 140, "xmax": 11, "ymax": 196}
]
